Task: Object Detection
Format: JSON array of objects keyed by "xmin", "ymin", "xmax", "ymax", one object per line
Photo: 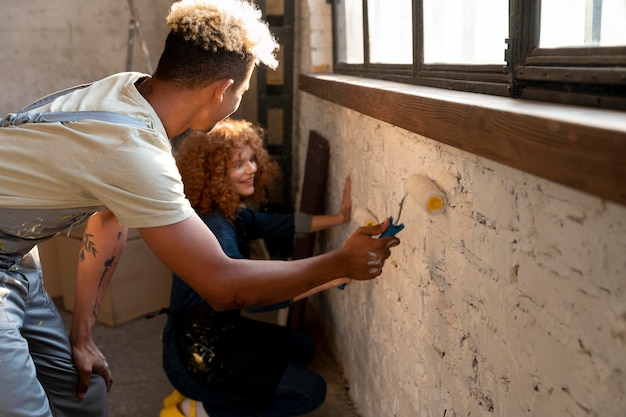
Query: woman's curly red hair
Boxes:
[{"xmin": 175, "ymin": 118, "xmax": 280, "ymax": 219}]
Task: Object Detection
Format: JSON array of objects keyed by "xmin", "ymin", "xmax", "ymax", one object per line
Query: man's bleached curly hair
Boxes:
[
  {"xmin": 175, "ymin": 119, "xmax": 280, "ymax": 219},
  {"xmin": 166, "ymin": 0, "xmax": 278, "ymax": 69}
]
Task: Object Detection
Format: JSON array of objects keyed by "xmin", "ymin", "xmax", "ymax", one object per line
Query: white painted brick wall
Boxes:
[
  {"xmin": 298, "ymin": 92, "xmax": 626, "ymax": 417},
  {"xmin": 296, "ymin": 5, "xmax": 626, "ymax": 415}
]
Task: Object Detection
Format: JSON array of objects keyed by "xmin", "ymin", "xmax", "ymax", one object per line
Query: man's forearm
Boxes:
[
  {"xmin": 139, "ymin": 214, "xmax": 396, "ymax": 312},
  {"xmin": 70, "ymin": 210, "xmax": 127, "ymax": 343}
]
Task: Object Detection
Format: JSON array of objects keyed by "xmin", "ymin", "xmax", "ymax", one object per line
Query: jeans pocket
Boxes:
[{"xmin": 0, "ymin": 274, "xmax": 25, "ymax": 329}]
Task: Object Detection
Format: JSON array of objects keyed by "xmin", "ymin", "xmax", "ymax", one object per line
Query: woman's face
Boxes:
[{"xmin": 227, "ymin": 145, "xmax": 257, "ymax": 197}]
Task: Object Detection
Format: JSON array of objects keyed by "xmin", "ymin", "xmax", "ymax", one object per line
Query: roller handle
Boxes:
[{"xmin": 380, "ymin": 216, "xmax": 405, "ymax": 237}]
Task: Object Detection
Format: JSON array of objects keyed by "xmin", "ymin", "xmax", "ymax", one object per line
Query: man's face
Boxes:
[
  {"xmin": 201, "ymin": 64, "xmax": 255, "ymax": 133},
  {"xmin": 188, "ymin": 63, "xmax": 254, "ymax": 132},
  {"xmin": 222, "ymin": 66, "xmax": 253, "ymax": 119}
]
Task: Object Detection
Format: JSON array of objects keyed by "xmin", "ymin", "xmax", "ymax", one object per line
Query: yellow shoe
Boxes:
[
  {"xmin": 162, "ymin": 390, "xmax": 187, "ymax": 409},
  {"xmin": 160, "ymin": 404, "xmax": 185, "ymax": 417}
]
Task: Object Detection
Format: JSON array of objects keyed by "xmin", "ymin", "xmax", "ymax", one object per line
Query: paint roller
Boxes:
[
  {"xmin": 404, "ymin": 174, "xmax": 446, "ymax": 214},
  {"xmin": 353, "ymin": 207, "xmax": 379, "ymax": 227}
]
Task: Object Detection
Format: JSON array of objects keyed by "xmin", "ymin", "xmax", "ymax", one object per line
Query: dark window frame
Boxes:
[{"xmin": 331, "ymin": 0, "xmax": 626, "ymax": 110}]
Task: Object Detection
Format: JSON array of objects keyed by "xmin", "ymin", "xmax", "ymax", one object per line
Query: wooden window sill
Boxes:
[{"xmin": 299, "ymin": 73, "xmax": 626, "ymax": 206}]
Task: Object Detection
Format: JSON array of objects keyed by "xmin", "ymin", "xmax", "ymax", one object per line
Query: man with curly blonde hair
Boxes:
[{"xmin": 0, "ymin": 1, "xmax": 399, "ymax": 416}]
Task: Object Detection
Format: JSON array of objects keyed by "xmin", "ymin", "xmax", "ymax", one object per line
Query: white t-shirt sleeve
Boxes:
[{"xmin": 74, "ymin": 131, "xmax": 194, "ymax": 228}]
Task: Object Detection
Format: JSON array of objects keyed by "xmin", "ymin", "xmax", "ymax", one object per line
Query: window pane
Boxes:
[
  {"xmin": 368, "ymin": 0, "xmax": 413, "ymax": 64},
  {"xmin": 540, "ymin": 0, "xmax": 626, "ymax": 48},
  {"xmin": 335, "ymin": 0, "xmax": 364, "ymax": 64},
  {"xmin": 423, "ymin": 0, "xmax": 508, "ymax": 65}
]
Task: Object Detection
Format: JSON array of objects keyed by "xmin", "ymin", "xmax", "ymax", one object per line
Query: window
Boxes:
[
  {"xmin": 368, "ymin": 0, "xmax": 413, "ymax": 64},
  {"xmin": 332, "ymin": 0, "xmax": 626, "ymax": 109},
  {"xmin": 539, "ymin": 0, "xmax": 626, "ymax": 48},
  {"xmin": 423, "ymin": 0, "xmax": 508, "ymax": 65}
]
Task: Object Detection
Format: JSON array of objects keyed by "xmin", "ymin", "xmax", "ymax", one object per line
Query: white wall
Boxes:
[
  {"xmin": 0, "ymin": 0, "xmax": 172, "ymax": 115},
  {"xmin": 296, "ymin": 1, "xmax": 626, "ymax": 417}
]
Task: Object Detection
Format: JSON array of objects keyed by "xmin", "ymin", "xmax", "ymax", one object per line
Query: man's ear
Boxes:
[{"xmin": 213, "ymin": 78, "xmax": 235, "ymax": 103}]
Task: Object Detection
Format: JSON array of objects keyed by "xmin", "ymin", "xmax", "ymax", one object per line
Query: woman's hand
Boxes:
[
  {"xmin": 337, "ymin": 175, "xmax": 352, "ymax": 223},
  {"xmin": 309, "ymin": 175, "xmax": 352, "ymax": 232}
]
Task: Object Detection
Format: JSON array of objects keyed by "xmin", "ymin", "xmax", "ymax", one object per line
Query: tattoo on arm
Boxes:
[
  {"xmin": 79, "ymin": 231, "xmax": 124, "ymax": 317},
  {"xmin": 79, "ymin": 233, "xmax": 97, "ymax": 261}
]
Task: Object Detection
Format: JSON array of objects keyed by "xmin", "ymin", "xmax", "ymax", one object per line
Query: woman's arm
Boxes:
[{"xmin": 292, "ymin": 277, "xmax": 352, "ymax": 301}]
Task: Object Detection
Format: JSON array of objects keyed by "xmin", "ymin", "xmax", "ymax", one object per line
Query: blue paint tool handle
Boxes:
[
  {"xmin": 338, "ymin": 216, "xmax": 404, "ymax": 290},
  {"xmin": 380, "ymin": 216, "xmax": 405, "ymax": 237}
]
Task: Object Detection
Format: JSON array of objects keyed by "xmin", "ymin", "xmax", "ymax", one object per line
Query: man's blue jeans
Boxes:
[{"xmin": 0, "ymin": 248, "xmax": 108, "ymax": 417}]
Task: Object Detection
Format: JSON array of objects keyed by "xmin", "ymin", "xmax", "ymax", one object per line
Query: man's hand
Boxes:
[
  {"xmin": 71, "ymin": 335, "xmax": 112, "ymax": 398},
  {"xmin": 342, "ymin": 218, "xmax": 400, "ymax": 280}
]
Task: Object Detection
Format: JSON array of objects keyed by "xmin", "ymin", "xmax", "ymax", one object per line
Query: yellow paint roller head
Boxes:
[
  {"xmin": 427, "ymin": 195, "xmax": 444, "ymax": 211},
  {"xmin": 404, "ymin": 174, "xmax": 447, "ymax": 214},
  {"xmin": 353, "ymin": 207, "xmax": 379, "ymax": 227}
]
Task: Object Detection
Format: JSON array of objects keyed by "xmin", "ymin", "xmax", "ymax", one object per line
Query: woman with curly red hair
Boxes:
[
  {"xmin": 175, "ymin": 119, "xmax": 281, "ymax": 221},
  {"xmin": 161, "ymin": 118, "xmax": 352, "ymax": 417}
]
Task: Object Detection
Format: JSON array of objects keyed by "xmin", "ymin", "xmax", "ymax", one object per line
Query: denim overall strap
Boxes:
[
  {"xmin": 0, "ymin": 111, "xmax": 148, "ymax": 128},
  {"xmin": 0, "ymin": 82, "xmax": 148, "ymax": 128}
]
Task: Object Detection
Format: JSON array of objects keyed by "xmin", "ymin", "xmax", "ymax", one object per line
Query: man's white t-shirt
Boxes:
[{"xmin": 0, "ymin": 72, "xmax": 194, "ymax": 254}]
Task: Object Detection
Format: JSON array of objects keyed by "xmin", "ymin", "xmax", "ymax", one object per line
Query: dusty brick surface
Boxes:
[{"xmin": 296, "ymin": 4, "xmax": 626, "ymax": 416}]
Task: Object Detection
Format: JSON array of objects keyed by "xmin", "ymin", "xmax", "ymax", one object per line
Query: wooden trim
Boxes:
[{"xmin": 299, "ymin": 73, "xmax": 626, "ymax": 206}]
